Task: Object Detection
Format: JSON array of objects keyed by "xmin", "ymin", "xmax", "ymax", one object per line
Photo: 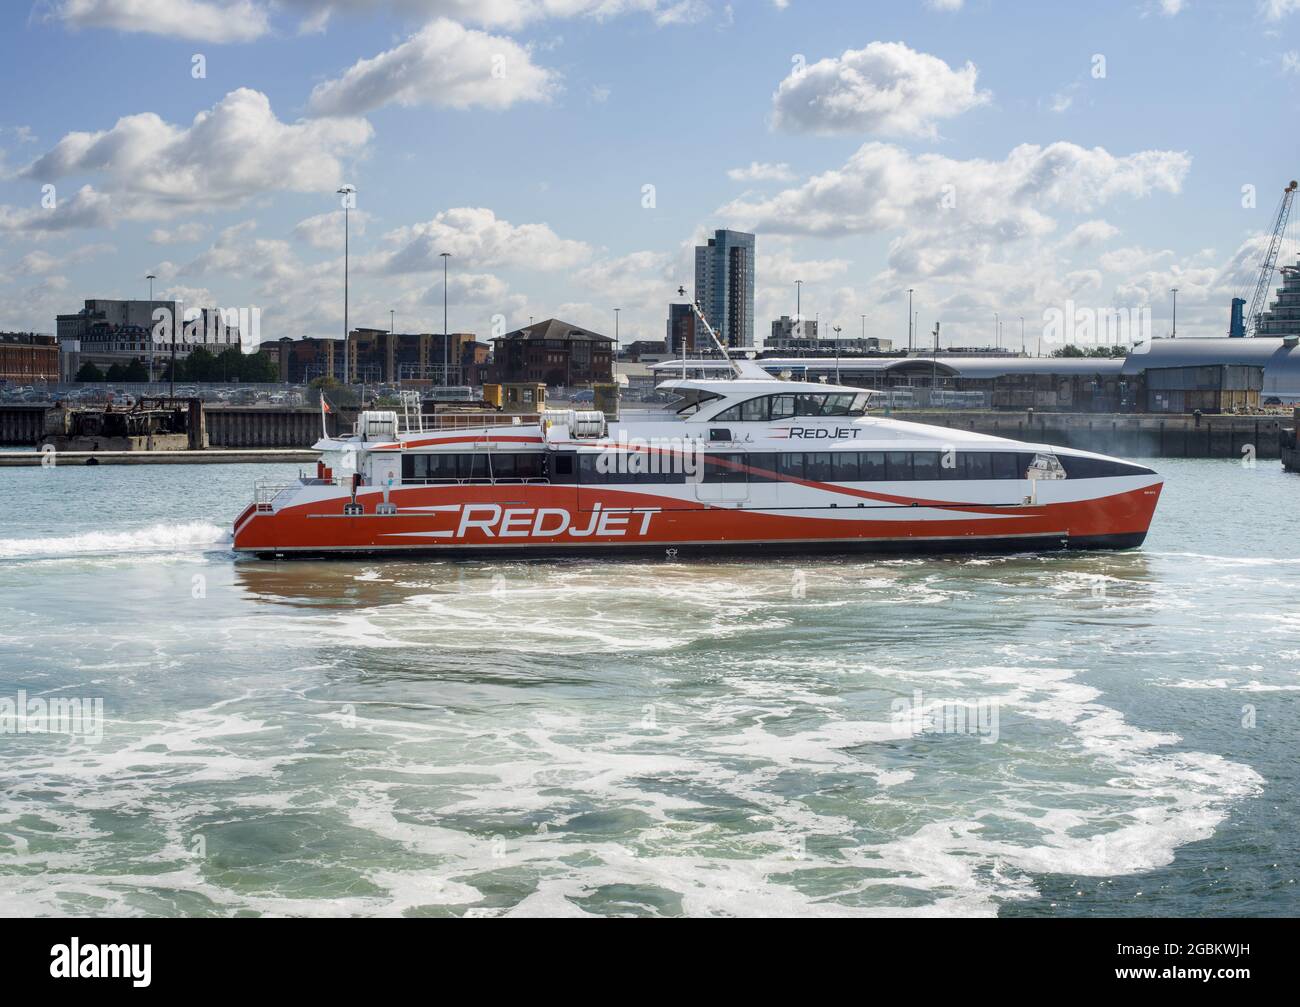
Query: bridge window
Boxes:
[
  {"xmin": 795, "ymin": 394, "xmax": 826, "ymax": 416},
  {"xmin": 713, "ymin": 391, "xmax": 870, "ymax": 422},
  {"xmin": 822, "ymin": 393, "xmax": 855, "ymax": 416},
  {"xmin": 770, "ymin": 395, "xmax": 796, "ymax": 420}
]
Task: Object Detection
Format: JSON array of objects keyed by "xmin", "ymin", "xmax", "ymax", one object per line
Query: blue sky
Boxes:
[{"xmin": 2, "ymin": 0, "xmax": 1299, "ymax": 349}]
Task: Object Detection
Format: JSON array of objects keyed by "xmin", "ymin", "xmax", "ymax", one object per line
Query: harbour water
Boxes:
[{"xmin": 0, "ymin": 458, "xmax": 1297, "ymax": 917}]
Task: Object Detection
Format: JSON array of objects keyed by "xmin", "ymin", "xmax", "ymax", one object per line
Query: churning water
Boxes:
[{"xmin": 0, "ymin": 459, "xmax": 1296, "ymax": 916}]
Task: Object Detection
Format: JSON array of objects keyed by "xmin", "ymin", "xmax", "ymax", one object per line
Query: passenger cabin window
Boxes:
[
  {"xmin": 702, "ymin": 453, "xmax": 747, "ymax": 483},
  {"xmin": 402, "ymin": 452, "xmax": 544, "ymax": 483}
]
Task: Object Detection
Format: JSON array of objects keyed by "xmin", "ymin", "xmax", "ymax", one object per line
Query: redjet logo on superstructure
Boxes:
[
  {"xmin": 770, "ymin": 427, "xmax": 862, "ymax": 439},
  {"xmin": 389, "ymin": 502, "xmax": 661, "ymax": 539}
]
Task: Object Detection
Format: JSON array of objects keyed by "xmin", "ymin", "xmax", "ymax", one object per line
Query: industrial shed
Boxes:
[{"xmin": 651, "ymin": 336, "xmax": 1300, "ymax": 412}]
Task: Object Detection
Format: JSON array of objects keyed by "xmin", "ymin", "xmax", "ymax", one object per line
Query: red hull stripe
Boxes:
[{"xmin": 233, "ymin": 483, "xmax": 1163, "ymax": 552}]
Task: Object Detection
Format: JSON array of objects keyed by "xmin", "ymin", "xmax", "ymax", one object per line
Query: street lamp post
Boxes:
[
  {"xmin": 1020, "ymin": 315, "xmax": 1025, "ymax": 356},
  {"xmin": 440, "ymin": 251, "xmax": 451, "ymax": 386},
  {"xmin": 336, "ymin": 185, "xmax": 354, "ymax": 385},
  {"xmin": 1170, "ymin": 287, "xmax": 1179, "ymax": 338},
  {"xmin": 932, "ymin": 321, "xmax": 939, "ymax": 395},
  {"xmin": 833, "ymin": 325, "xmax": 842, "ymax": 384},
  {"xmin": 794, "ymin": 280, "xmax": 803, "ymax": 340},
  {"xmin": 907, "ymin": 288, "xmax": 914, "ymax": 352},
  {"xmin": 145, "ymin": 273, "xmax": 157, "ymax": 385}
]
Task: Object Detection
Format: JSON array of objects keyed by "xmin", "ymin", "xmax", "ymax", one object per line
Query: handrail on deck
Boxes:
[{"xmin": 396, "ymin": 412, "xmax": 539, "ymax": 433}]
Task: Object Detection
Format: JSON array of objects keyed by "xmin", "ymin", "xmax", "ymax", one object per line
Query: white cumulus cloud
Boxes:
[
  {"xmin": 1063, "ymin": 220, "xmax": 1121, "ymax": 247},
  {"xmin": 365, "ymin": 207, "xmax": 591, "ymax": 274},
  {"xmin": 718, "ymin": 141, "xmax": 1190, "ymax": 242},
  {"xmin": 772, "ymin": 41, "xmax": 990, "ymax": 137},
  {"xmin": 293, "ymin": 210, "xmax": 370, "ymax": 250},
  {"xmin": 308, "ymin": 18, "xmax": 556, "ymax": 116},
  {"xmin": 18, "ymin": 89, "xmax": 372, "ymax": 223},
  {"xmin": 54, "ymin": 0, "xmax": 270, "ymax": 43},
  {"xmin": 727, "ymin": 161, "xmax": 796, "ymax": 182}
]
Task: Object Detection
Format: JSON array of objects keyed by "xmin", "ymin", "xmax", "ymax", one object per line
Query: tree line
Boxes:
[{"xmin": 74, "ymin": 346, "xmax": 280, "ymax": 383}]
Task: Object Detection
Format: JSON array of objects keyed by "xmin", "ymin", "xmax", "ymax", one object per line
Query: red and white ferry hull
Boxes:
[
  {"xmin": 233, "ymin": 478, "xmax": 1162, "ymax": 559},
  {"xmin": 235, "ymin": 374, "xmax": 1164, "ymax": 559}
]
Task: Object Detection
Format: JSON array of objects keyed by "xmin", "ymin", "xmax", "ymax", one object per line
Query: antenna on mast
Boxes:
[{"xmin": 677, "ymin": 285, "xmax": 740, "ymax": 378}]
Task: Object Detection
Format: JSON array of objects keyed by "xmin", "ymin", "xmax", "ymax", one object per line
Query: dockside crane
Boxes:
[{"xmin": 1231, "ymin": 179, "xmax": 1298, "ymax": 337}]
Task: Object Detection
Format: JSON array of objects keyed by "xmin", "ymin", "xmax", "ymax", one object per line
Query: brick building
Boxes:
[
  {"xmin": 492, "ymin": 319, "xmax": 613, "ymax": 386},
  {"xmin": 0, "ymin": 332, "xmax": 59, "ymax": 384}
]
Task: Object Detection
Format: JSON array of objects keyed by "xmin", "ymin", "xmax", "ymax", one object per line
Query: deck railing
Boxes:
[
  {"xmin": 404, "ymin": 412, "xmax": 539, "ymax": 432},
  {"xmin": 253, "ymin": 480, "xmax": 299, "ymax": 511}
]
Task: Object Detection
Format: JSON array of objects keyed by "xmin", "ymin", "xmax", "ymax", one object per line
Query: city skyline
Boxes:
[{"xmin": 1, "ymin": 1, "xmax": 1300, "ymax": 349}]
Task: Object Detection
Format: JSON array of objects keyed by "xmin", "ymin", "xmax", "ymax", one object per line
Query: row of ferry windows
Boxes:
[
  {"xmin": 638, "ymin": 451, "xmax": 1040, "ymax": 484},
  {"xmin": 712, "ymin": 392, "xmax": 873, "ymax": 422},
  {"xmin": 405, "ymin": 450, "xmax": 1028, "ymax": 484},
  {"xmin": 400, "ymin": 451, "xmax": 1150, "ymax": 484}
]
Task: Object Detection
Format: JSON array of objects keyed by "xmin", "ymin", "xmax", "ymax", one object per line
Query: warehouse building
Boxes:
[{"xmin": 651, "ymin": 336, "xmax": 1300, "ymax": 413}]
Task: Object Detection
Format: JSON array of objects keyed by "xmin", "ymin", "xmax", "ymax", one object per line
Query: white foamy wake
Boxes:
[{"xmin": 0, "ymin": 521, "xmax": 230, "ymax": 560}]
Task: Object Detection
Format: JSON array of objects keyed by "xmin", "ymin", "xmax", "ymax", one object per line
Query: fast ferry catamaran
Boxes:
[{"xmin": 232, "ymin": 308, "xmax": 1163, "ymax": 559}]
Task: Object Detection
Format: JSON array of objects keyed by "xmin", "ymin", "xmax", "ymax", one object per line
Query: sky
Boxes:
[{"xmin": 2, "ymin": 0, "xmax": 1300, "ymax": 352}]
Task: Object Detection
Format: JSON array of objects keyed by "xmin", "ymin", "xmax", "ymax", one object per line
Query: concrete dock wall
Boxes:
[
  {"xmin": 202, "ymin": 408, "xmax": 324, "ymax": 448},
  {"xmin": 0, "ymin": 449, "xmax": 317, "ymax": 467},
  {"xmin": 0, "ymin": 404, "xmax": 1289, "ymax": 458},
  {"xmin": 0, "ymin": 407, "xmax": 48, "ymax": 446},
  {"xmin": 889, "ymin": 411, "xmax": 1285, "ymax": 460}
]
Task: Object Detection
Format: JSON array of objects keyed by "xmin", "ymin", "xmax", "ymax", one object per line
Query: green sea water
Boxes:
[{"xmin": 0, "ymin": 457, "xmax": 1295, "ymax": 916}]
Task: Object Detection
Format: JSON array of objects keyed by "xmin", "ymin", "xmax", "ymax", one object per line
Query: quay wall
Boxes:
[
  {"xmin": 887, "ymin": 411, "xmax": 1284, "ymax": 460},
  {"xmin": 0, "ymin": 407, "xmax": 47, "ymax": 446},
  {"xmin": 202, "ymin": 407, "xmax": 325, "ymax": 448},
  {"xmin": 0, "ymin": 404, "xmax": 1289, "ymax": 458}
]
